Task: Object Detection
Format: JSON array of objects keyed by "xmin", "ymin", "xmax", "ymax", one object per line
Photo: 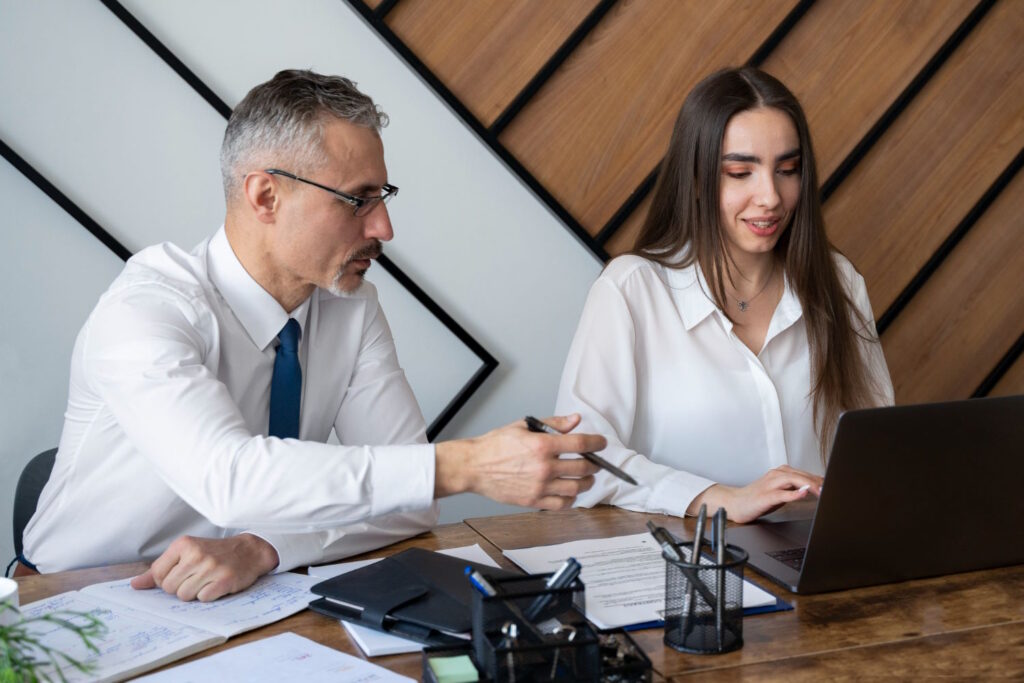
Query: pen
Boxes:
[
  {"xmin": 524, "ymin": 416, "xmax": 638, "ymax": 485},
  {"xmin": 683, "ymin": 503, "xmax": 708, "ymax": 637},
  {"xmin": 646, "ymin": 520, "xmax": 717, "ymax": 608},
  {"xmin": 524, "ymin": 557, "xmax": 581, "ymax": 621},
  {"xmin": 466, "ymin": 567, "xmax": 544, "ymax": 643},
  {"xmin": 714, "ymin": 507, "xmax": 726, "ymax": 649},
  {"xmin": 466, "ymin": 567, "xmax": 498, "ymax": 597}
]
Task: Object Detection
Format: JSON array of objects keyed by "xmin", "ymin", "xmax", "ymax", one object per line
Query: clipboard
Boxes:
[{"xmin": 309, "ymin": 547, "xmax": 517, "ymax": 646}]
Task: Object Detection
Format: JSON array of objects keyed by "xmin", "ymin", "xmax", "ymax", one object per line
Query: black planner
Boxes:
[{"xmin": 309, "ymin": 547, "xmax": 518, "ymax": 646}]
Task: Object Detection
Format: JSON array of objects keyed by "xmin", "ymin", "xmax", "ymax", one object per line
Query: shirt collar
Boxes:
[
  {"xmin": 207, "ymin": 226, "xmax": 310, "ymax": 351},
  {"xmin": 662, "ymin": 259, "xmax": 804, "ymax": 336},
  {"xmin": 662, "ymin": 262, "xmax": 719, "ymax": 331}
]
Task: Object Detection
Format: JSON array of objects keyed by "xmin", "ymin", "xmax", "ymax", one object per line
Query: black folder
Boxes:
[{"xmin": 309, "ymin": 547, "xmax": 518, "ymax": 646}]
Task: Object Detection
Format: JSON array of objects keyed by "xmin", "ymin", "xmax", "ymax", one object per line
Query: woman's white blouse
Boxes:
[{"xmin": 555, "ymin": 253, "xmax": 894, "ymax": 516}]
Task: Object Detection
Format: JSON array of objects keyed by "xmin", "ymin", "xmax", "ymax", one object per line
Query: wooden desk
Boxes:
[
  {"xmin": 18, "ymin": 510, "xmax": 1024, "ymax": 680},
  {"xmin": 467, "ymin": 507, "xmax": 1024, "ymax": 680},
  {"xmin": 16, "ymin": 522, "xmax": 515, "ymax": 681}
]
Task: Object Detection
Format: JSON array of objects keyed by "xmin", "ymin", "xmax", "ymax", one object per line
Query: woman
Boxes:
[{"xmin": 556, "ymin": 67, "xmax": 894, "ymax": 522}]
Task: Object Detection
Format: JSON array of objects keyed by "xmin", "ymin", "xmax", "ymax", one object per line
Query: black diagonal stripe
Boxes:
[
  {"xmin": 345, "ymin": 0, "xmax": 609, "ymax": 260},
  {"xmin": 747, "ymin": 0, "xmax": 815, "ymax": 68},
  {"xmin": 374, "ymin": 0, "xmax": 402, "ymax": 20},
  {"xmin": 877, "ymin": 146, "xmax": 1023, "ymax": 335},
  {"xmin": 489, "ymin": 0, "xmax": 619, "ymax": 137},
  {"xmin": 820, "ymin": 0, "xmax": 994, "ymax": 201},
  {"xmin": 100, "ymin": 0, "xmax": 232, "ymax": 119},
  {"xmin": 100, "ymin": 0, "xmax": 500, "ymax": 438},
  {"xmin": 973, "ymin": 332, "xmax": 1024, "ymax": 398},
  {"xmin": 1, "ymin": 137, "xmax": 132, "ymax": 261}
]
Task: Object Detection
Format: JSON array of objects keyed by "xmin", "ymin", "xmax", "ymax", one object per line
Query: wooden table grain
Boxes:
[
  {"xmin": 15, "ymin": 523, "xmax": 512, "ymax": 681},
  {"xmin": 17, "ymin": 509, "xmax": 1023, "ymax": 680},
  {"xmin": 467, "ymin": 506, "xmax": 1024, "ymax": 680}
]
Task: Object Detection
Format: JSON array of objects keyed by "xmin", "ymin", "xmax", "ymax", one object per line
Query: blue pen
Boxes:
[
  {"xmin": 465, "ymin": 567, "xmax": 498, "ymax": 597},
  {"xmin": 466, "ymin": 567, "xmax": 545, "ymax": 642}
]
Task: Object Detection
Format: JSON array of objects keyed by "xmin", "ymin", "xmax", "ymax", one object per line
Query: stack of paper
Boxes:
[
  {"xmin": 503, "ymin": 532, "xmax": 777, "ymax": 629},
  {"xmin": 137, "ymin": 632, "xmax": 413, "ymax": 682}
]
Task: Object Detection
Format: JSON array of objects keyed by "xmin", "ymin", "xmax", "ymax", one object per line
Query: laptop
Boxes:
[{"xmin": 724, "ymin": 395, "xmax": 1024, "ymax": 594}]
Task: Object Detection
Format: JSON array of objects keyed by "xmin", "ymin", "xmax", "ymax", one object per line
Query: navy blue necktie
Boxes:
[{"xmin": 269, "ymin": 318, "xmax": 302, "ymax": 439}]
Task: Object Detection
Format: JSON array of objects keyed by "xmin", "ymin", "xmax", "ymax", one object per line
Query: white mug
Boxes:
[{"xmin": 0, "ymin": 577, "xmax": 20, "ymax": 626}]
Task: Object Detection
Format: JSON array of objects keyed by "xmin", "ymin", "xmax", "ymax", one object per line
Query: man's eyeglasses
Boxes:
[{"xmin": 265, "ymin": 169, "xmax": 398, "ymax": 217}]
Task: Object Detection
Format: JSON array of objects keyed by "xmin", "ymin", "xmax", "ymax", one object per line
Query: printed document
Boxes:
[
  {"xmin": 20, "ymin": 572, "xmax": 317, "ymax": 682},
  {"xmin": 136, "ymin": 631, "xmax": 413, "ymax": 682},
  {"xmin": 503, "ymin": 532, "xmax": 776, "ymax": 629}
]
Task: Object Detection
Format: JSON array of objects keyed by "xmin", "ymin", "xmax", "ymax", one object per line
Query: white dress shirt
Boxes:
[
  {"xmin": 555, "ymin": 252, "xmax": 894, "ymax": 517},
  {"xmin": 25, "ymin": 227, "xmax": 438, "ymax": 573}
]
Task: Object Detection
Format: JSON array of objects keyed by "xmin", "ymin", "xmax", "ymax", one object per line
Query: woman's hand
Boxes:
[{"xmin": 687, "ymin": 465, "xmax": 823, "ymax": 523}]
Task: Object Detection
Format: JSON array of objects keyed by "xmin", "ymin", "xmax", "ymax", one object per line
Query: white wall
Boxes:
[{"xmin": 0, "ymin": 0, "xmax": 602, "ymax": 568}]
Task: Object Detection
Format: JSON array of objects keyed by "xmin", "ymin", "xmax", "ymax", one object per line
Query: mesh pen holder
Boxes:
[
  {"xmin": 662, "ymin": 544, "xmax": 749, "ymax": 654},
  {"xmin": 471, "ymin": 574, "xmax": 600, "ymax": 681}
]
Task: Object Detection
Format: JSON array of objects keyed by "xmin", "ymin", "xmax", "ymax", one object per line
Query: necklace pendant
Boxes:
[{"xmin": 738, "ymin": 300, "xmax": 749, "ymax": 312}]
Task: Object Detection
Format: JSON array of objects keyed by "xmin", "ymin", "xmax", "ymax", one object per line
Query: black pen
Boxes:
[
  {"xmin": 523, "ymin": 557, "xmax": 581, "ymax": 621},
  {"xmin": 684, "ymin": 503, "xmax": 708, "ymax": 637},
  {"xmin": 646, "ymin": 520, "xmax": 717, "ymax": 608},
  {"xmin": 524, "ymin": 416, "xmax": 638, "ymax": 485},
  {"xmin": 713, "ymin": 507, "xmax": 726, "ymax": 649}
]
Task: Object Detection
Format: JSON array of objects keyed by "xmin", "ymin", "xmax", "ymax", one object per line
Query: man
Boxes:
[{"xmin": 20, "ymin": 70, "xmax": 603, "ymax": 601}]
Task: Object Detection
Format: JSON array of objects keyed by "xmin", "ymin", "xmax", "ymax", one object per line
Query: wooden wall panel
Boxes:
[
  {"xmin": 990, "ymin": 354, "xmax": 1024, "ymax": 397},
  {"xmin": 881, "ymin": 170, "xmax": 1024, "ymax": 404},
  {"xmin": 761, "ymin": 0, "xmax": 975, "ymax": 180},
  {"xmin": 358, "ymin": 0, "xmax": 1024, "ymax": 399},
  {"xmin": 824, "ymin": 0, "xmax": 1024, "ymax": 319},
  {"xmin": 386, "ymin": 0, "xmax": 598, "ymax": 125},
  {"xmin": 499, "ymin": 0, "xmax": 799, "ymax": 236},
  {"xmin": 605, "ymin": 193, "xmax": 649, "ymax": 257}
]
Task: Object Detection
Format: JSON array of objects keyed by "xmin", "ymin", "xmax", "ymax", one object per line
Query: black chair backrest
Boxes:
[{"xmin": 13, "ymin": 448, "xmax": 57, "ymax": 559}]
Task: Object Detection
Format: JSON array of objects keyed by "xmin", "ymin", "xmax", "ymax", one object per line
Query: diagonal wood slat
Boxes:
[
  {"xmin": 499, "ymin": 0, "xmax": 800, "ymax": 236},
  {"xmin": 825, "ymin": 0, "xmax": 1024, "ymax": 320},
  {"xmin": 882, "ymin": 168, "xmax": 1024, "ymax": 403},
  {"xmin": 385, "ymin": 0, "xmax": 598, "ymax": 126}
]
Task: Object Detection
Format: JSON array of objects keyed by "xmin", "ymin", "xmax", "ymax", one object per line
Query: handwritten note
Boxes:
[
  {"xmin": 20, "ymin": 592, "xmax": 219, "ymax": 683},
  {"xmin": 81, "ymin": 572, "xmax": 318, "ymax": 638}
]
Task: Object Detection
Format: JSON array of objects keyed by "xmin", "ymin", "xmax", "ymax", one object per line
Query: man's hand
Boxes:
[
  {"xmin": 435, "ymin": 414, "xmax": 605, "ymax": 509},
  {"xmin": 688, "ymin": 465, "xmax": 823, "ymax": 523},
  {"xmin": 129, "ymin": 533, "xmax": 280, "ymax": 602}
]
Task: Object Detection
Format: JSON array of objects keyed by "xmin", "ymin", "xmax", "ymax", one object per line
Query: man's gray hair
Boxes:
[{"xmin": 220, "ymin": 69, "xmax": 388, "ymax": 202}]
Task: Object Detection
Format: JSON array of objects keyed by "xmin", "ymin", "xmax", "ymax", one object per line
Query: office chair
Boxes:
[{"xmin": 6, "ymin": 447, "xmax": 57, "ymax": 577}]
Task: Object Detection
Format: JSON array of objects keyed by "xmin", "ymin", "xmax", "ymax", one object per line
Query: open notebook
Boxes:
[{"xmin": 20, "ymin": 572, "xmax": 317, "ymax": 682}]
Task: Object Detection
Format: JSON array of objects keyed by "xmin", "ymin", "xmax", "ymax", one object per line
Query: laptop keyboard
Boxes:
[{"xmin": 767, "ymin": 547, "xmax": 806, "ymax": 571}]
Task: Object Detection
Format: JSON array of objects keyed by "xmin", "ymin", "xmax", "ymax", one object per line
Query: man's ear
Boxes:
[{"xmin": 242, "ymin": 172, "xmax": 279, "ymax": 224}]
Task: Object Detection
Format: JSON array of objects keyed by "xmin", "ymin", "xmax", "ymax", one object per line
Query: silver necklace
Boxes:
[{"xmin": 734, "ymin": 261, "xmax": 776, "ymax": 312}]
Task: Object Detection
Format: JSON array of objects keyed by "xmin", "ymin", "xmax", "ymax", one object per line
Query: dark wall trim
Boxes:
[
  {"xmin": 820, "ymin": 0, "xmax": 995, "ymax": 201},
  {"xmin": 346, "ymin": 0, "xmax": 609, "ymax": 261},
  {"xmin": 877, "ymin": 145, "xmax": 1023, "ymax": 336},
  {"xmin": 0, "ymin": 138, "xmax": 131, "ymax": 261},
  {"xmin": 747, "ymin": 0, "xmax": 816, "ymax": 68},
  {"xmin": 489, "ymin": 0, "xmax": 619, "ymax": 137},
  {"xmin": 87, "ymin": 0, "xmax": 499, "ymax": 439},
  {"xmin": 376, "ymin": 255, "xmax": 498, "ymax": 440},
  {"xmin": 974, "ymin": 332, "xmax": 1024, "ymax": 398},
  {"xmin": 374, "ymin": 0, "xmax": 401, "ymax": 20},
  {"xmin": 100, "ymin": 0, "xmax": 232, "ymax": 119},
  {"xmin": 594, "ymin": 0, "xmax": 815, "ymax": 246}
]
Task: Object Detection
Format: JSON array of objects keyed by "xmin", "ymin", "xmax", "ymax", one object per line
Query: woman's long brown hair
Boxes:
[{"xmin": 632, "ymin": 67, "xmax": 880, "ymax": 459}]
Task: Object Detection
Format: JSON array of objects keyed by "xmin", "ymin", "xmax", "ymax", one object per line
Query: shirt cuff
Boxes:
[
  {"xmin": 242, "ymin": 531, "xmax": 324, "ymax": 573},
  {"xmin": 642, "ymin": 469, "xmax": 717, "ymax": 517},
  {"xmin": 367, "ymin": 443, "xmax": 436, "ymax": 517}
]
